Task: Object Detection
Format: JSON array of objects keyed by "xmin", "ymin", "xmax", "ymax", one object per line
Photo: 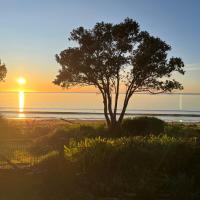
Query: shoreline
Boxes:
[
  {"xmin": 1, "ymin": 110, "xmax": 200, "ymax": 117},
  {"xmin": 3, "ymin": 117, "xmax": 200, "ymax": 126},
  {"xmin": 1, "ymin": 112, "xmax": 200, "ymax": 124}
]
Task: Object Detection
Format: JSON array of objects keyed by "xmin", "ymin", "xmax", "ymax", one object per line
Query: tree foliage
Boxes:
[
  {"xmin": 0, "ymin": 60, "xmax": 7, "ymax": 82},
  {"xmin": 54, "ymin": 18, "xmax": 184, "ymax": 129}
]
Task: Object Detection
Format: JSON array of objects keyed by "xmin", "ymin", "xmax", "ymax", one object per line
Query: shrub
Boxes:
[
  {"xmin": 122, "ymin": 117, "xmax": 165, "ymax": 136},
  {"xmin": 165, "ymin": 123, "xmax": 200, "ymax": 138},
  {"xmin": 29, "ymin": 123, "xmax": 106, "ymax": 155},
  {"xmin": 63, "ymin": 136, "xmax": 200, "ymax": 198},
  {"xmin": 0, "ymin": 117, "xmax": 18, "ymax": 139}
]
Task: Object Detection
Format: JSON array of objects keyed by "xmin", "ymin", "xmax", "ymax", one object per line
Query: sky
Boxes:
[{"xmin": 0, "ymin": 0, "xmax": 199, "ymax": 92}]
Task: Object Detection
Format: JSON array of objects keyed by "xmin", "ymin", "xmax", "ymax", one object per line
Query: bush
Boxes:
[
  {"xmin": 0, "ymin": 117, "xmax": 19, "ymax": 139},
  {"xmin": 29, "ymin": 123, "xmax": 106, "ymax": 155},
  {"xmin": 165, "ymin": 123, "xmax": 200, "ymax": 138},
  {"xmin": 122, "ymin": 117, "xmax": 165, "ymax": 136},
  {"xmin": 63, "ymin": 136, "xmax": 200, "ymax": 198}
]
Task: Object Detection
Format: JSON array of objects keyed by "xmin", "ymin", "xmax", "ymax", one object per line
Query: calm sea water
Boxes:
[{"xmin": 0, "ymin": 92, "xmax": 200, "ymax": 122}]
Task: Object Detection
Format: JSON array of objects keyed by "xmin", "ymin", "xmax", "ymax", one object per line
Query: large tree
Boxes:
[
  {"xmin": 0, "ymin": 60, "xmax": 7, "ymax": 82},
  {"xmin": 54, "ymin": 18, "xmax": 184, "ymax": 129}
]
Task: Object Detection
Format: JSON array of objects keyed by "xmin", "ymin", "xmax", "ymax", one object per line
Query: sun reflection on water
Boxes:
[{"xmin": 18, "ymin": 91, "xmax": 25, "ymax": 118}]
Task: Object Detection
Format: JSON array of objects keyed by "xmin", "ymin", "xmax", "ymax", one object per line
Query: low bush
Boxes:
[
  {"xmin": 29, "ymin": 123, "xmax": 106, "ymax": 155},
  {"xmin": 165, "ymin": 123, "xmax": 200, "ymax": 138},
  {"xmin": 0, "ymin": 117, "xmax": 19, "ymax": 139},
  {"xmin": 122, "ymin": 117, "xmax": 165, "ymax": 136},
  {"xmin": 62, "ymin": 136, "xmax": 200, "ymax": 199}
]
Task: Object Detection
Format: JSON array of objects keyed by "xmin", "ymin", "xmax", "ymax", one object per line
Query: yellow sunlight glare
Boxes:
[
  {"xmin": 19, "ymin": 91, "xmax": 24, "ymax": 112},
  {"xmin": 17, "ymin": 77, "xmax": 26, "ymax": 85}
]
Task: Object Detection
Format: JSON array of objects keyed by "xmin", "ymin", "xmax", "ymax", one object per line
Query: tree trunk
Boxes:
[
  {"xmin": 102, "ymin": 94, "xmax": 111, "ymax": 126},
  {"xmin": 107, "ymin": 120, "xmax": 121, "ymax": 133},
  {"xmin": 102, "ymin": 94, "xmax": 130, "ymax": 131},
  {"xmin": 118, "ymin": 101, "xmax": 128, "ymax": 125},
  {"xmin": 101, "ymin": 82, "xmax": 133, "ymax": 131},
  {"xmin": 118, "ymin": 89, "xmax": 133, "ymax": 125}
]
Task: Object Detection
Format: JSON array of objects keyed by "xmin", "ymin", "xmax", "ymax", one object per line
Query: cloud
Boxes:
[{"xmin": 185, "ymin": 63, "xmax": 200, "ymax": 71}]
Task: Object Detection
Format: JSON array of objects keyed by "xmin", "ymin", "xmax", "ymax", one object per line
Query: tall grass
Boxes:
[{"xmin": 62, "ymin": 136, "xmax": 200, "ymax": 199}]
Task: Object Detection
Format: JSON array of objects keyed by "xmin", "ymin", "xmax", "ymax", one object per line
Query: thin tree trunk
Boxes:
[
  {"xmin": 102, "ymin": 93, "xmax": 111, "ymax": 126},
  {"xmin": 97, "ymin": 84, "xmax": 111, "ymax": 126},
  {"xmin": 114, "ymin": 76, "xmax": 120, "ymax": 121},
  {"xmin": 118, "ymin": 100, "xmax": 129, "ymax": 125},
  {"xmin": 118, "ymin": 91, "xmax": 132, "ymax": 125},
  {"xmin": 107, "ymin": 92, "xmax": 115, "ymax": 122}
]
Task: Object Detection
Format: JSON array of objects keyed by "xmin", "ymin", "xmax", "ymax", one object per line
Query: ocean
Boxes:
[{"xmin": 0, "ymin": 92, "xmax": 200, "ymax": 122}]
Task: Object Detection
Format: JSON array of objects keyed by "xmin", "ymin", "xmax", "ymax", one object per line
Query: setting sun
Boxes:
[{"xmin": 17, "ymin": 77, "xmax": 26, "ymax": 85}]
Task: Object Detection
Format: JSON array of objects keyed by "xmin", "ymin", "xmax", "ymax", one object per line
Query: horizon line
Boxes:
[{"xmin": 0, "ymin": 91, "xmax": 200, "ymax": 95}]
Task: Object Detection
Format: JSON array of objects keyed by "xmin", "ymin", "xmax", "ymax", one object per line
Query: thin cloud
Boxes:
[{"xmin": 185, "ymin": 63, "xmax": 200, "ymax": 71}]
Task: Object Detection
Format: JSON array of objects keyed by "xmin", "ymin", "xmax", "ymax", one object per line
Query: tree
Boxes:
[
  {"xmin": 0, "ymin": 60, "xmax": 7, "ymax": 82},
  {"xmin": 54, "ymin": 18, "xmax": 184, "ymax": 130}
]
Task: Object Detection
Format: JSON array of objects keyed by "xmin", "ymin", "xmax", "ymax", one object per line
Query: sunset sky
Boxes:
[{"xmin": 0, "ymin": 0, "xmax": 199, "ymax": 92}]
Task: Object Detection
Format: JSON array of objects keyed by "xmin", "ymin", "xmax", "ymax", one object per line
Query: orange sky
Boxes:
[
  {"xmin": 1, "ymin": 70, "xmax": 200, "ymax": 93},
  {"xmin": 0, "ymin": 58, "xmax": 199, "ymax": 93},
  {"xmin": 0, "ymin": 71, "xmax": 97, "ymax": 92}
]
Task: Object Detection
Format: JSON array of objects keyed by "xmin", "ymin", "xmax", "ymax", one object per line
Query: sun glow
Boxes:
[
  {"xmin": 18, "ymin": 91, "xmax": 25, "ymax": 118},
  {"xmin": 19, "ymin": 91, "xmax": 24, "ymax": 112},
  {"xmin": 16, "ymin": 77, "xmax": 26, "ymax": 118},
  {"xmin": 17, "ymin": 77, "xmax": 26, "ymax": 85}
]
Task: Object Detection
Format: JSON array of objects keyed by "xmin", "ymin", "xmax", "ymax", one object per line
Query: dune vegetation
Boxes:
[{"xmin": 0, "ymin": 117, "xmax": 200, "ymax": 199}]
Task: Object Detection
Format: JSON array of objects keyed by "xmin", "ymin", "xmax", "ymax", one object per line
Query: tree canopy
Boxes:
[
  {"xmin": 0, "ymin": 60, "xmax": 7, "ymax": 82},
  {"xmin": 54, "ymin": 18, "xmax": 184, "ymax": 129}
]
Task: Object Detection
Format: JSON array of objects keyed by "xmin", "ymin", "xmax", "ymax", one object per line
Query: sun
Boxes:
[{"xmin": 17, "ymin": 77, "xmax": 26, "ymax": 85}]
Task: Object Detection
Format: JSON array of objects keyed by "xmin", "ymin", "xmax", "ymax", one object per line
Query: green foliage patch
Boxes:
[{"xmin": 122, "ymin": 117, "xmax": 165, "ymax": 135}]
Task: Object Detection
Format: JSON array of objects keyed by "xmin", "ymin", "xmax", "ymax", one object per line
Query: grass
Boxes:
[{"xmin": 0, "ymin": 117, "xmax": 200, "ymax": 199}]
